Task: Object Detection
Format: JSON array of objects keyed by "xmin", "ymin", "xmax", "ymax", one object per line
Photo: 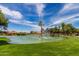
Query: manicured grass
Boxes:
[
  {"xmin": 0, "ymin": 36, "xmax": 79, "ymax": 56},
  {"xmin": 0, "ymin": 37, "xmax": 9, "ymax": 41},
  {"xmin": 0, "ymin": 37, "xmax": 9, "ymax": 45}
]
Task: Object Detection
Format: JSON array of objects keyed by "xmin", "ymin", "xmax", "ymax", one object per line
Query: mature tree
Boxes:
[
  {"xmin": 0, "ymin": 10, "xmax": 8, "ymax": 31},
  {"xmin": 66, "ymin": 24, "xmax": 76, "ymax": 35},
  {"xmin": 61, "ymin": 22, "xmax": 76, "ymax": 35}
]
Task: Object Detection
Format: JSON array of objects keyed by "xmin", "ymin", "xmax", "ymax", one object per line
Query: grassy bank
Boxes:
[
  {"xmin": 0, "ymin": 37, "xmax": 9, "ymax": 45},
  {"xmin": 0, "ymin": 36, "xmax": 79, "ymax": 56},
  {"xmin": 0, "ymin": 37, "xmax": 9, "ymax": 41}
]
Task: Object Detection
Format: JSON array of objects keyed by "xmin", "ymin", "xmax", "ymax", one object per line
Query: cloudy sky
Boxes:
[{"xmin": 0, "ymin": 3, "xmax": 79, "ymax": 32}]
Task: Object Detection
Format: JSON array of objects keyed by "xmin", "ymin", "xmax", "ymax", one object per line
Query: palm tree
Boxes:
[
  {"xmin": 61, "ymin": 22, "xmax": 65, "ymax": 34},
  {"xmin": 38, "ymin": 20, "xmax": 44, "ymax": 37}
]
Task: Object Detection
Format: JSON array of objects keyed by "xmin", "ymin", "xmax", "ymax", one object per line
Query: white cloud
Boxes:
[
  {"xmin": 0, "ymin": 5, "xmax": 23, "ymax": 19},
  {"xmin": 9, "ymin": 19, "xmax": 41, "ymax": 32},
  {"xmin": 53, "ymin": 19, "xmax": 63, "ymax": 25},
  {"xmin": 11, "ymin": 11, "xmax": 23, "ymax": 19},
  {"xmin": 31, "ymin": 27, "xmax": 41, "ymax": 32},
  {"xmin": 52, "ymin": 13, "xmax": 79, "ymax": 25},
  {"xmin": 9, "ymin": 19, "xmax": 40, "ymax": 30},
  {"xmin": 59, "ymin": 4, "xmax": 73, "ymax": 14},
  {"xmin": 59, "ymin": 3, "xmax": 79, "ymax": 15},
  {"xmin": 25, "ymin": 3, "xmax": 45, "ymax": 17},
  {"xmin": 35, "ymin": 3, "xmax": 45, "ymax": 17}
]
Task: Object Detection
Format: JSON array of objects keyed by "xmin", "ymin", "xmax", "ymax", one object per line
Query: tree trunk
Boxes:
[{"xmin": 41, "ymin": 26, "xmax": 43, "ymax": 37}]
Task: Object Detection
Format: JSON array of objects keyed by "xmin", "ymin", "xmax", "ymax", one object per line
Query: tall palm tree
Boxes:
[
  {"xmin": 38, "ymin": 20, "xmax": 44, "ymax": 37},
  {"xmin": 61, "ymin": 22, "xmax": 65, "ymax": 34}
]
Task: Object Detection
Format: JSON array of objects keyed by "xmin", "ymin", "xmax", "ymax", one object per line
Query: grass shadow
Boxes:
[{"xmin": 0, "ymin": 40, "xmax": 9, "ymax": 45}]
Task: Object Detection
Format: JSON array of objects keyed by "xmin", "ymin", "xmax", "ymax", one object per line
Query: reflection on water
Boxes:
[{"xmin": 0, "ymin": 35, "xmax": 63, "ymax": 44}]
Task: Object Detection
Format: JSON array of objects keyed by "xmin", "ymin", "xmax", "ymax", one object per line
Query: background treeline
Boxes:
[{"xmin": 46, "ymin": 23, "xmax": 79, "ymax": 36}]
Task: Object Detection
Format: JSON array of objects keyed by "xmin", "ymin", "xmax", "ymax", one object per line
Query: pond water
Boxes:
[{"xmin": 0, "ymin": 35, "xmax": 63, "ymax": 44}]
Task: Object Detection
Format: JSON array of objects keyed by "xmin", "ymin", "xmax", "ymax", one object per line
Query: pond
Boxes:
[{"xmin": 0, "ymin": 35, "xmax": 63, "ymax": 44}]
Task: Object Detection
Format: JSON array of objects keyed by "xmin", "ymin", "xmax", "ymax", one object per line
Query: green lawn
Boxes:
[
  {"xmin": 0, "ymin": 36, "xmax": 79, "ymax": 56},
  {"xmin": 0, "ymin": 37, "xmax": 9, "ymax": 45},
  {"xmin": 0, "ymin": 37, "xmax": 9, "ymax": 41}
]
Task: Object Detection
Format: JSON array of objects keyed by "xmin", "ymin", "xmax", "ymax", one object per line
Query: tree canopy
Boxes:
[
  {"xmin": 0, "ymin": 10, "xmax": 8, "ymax": 30},
  {"xmin": 46, "ymin": 22, "xmax": 77, "ymax": 36}
]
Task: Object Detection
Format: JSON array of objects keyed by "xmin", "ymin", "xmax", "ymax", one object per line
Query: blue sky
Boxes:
[{"xmin": 0, "ymin": 3, "xmax": 79, "ymax": 32}]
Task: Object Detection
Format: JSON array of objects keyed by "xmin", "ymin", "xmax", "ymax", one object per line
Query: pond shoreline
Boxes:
[{"xmin": 0, "ymin": 35, "xmax": 64, "ymax": 44}]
